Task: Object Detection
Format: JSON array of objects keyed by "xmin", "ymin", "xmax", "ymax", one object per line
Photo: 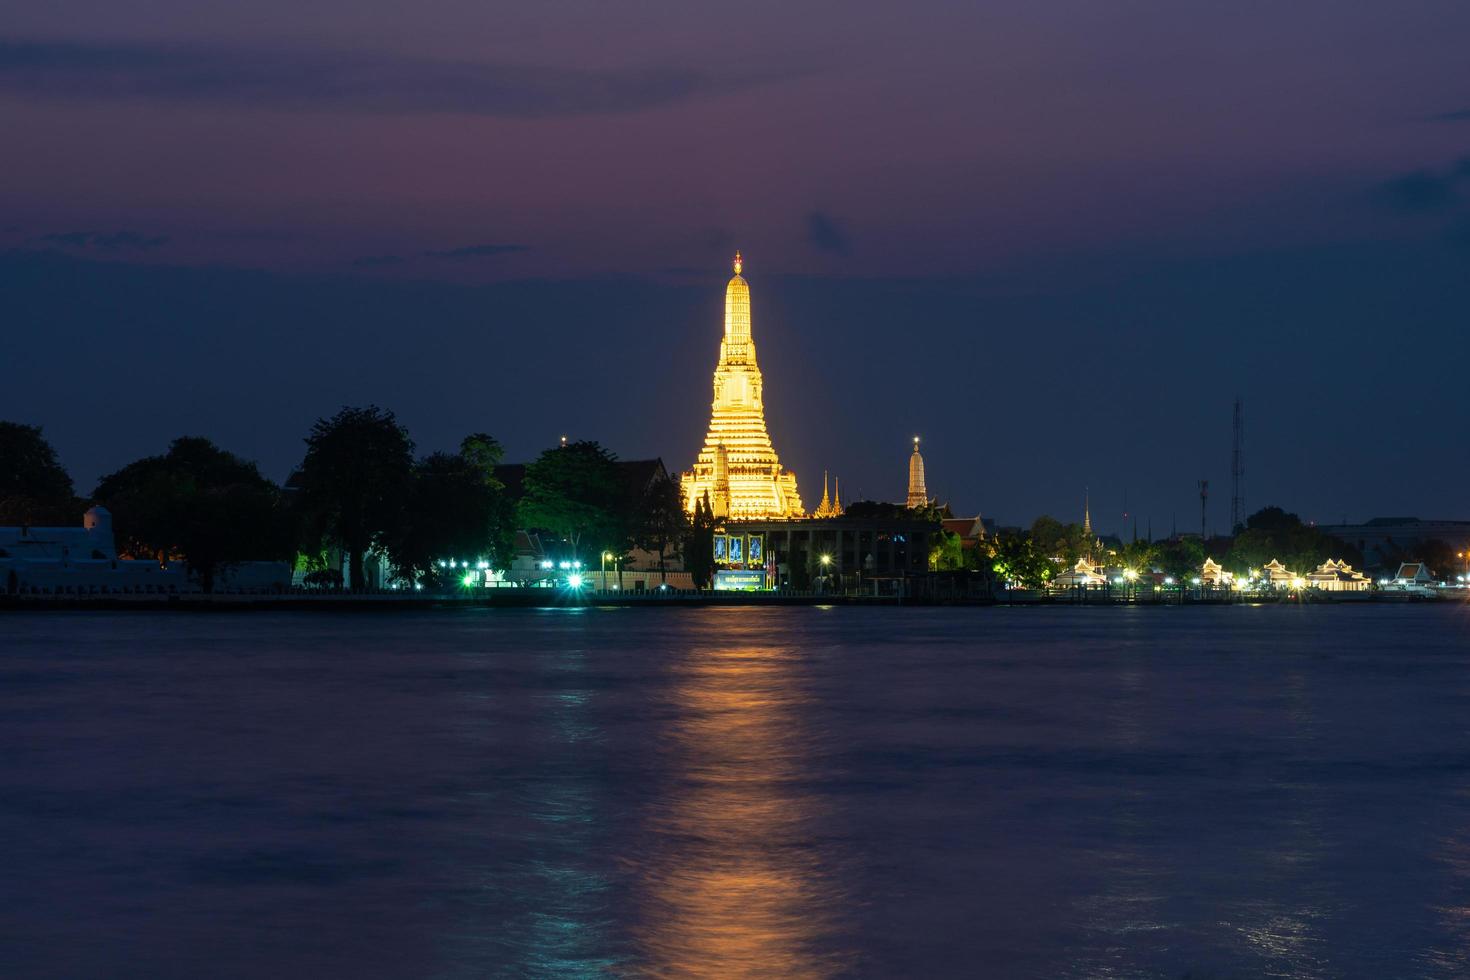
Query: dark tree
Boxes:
[
  {"xmin": 1245, "ymin": 506, "xmax": 1302, "ymax": 533},
  {"xmin": 459, "ymin": 433, "xmax": 516, "ymax": 572},
  {"xmin": 517, "ymin": 440, "xmax": 625, "ymax": 561},
  {"xmin": 297, "ymin": 406, "xmax": 414, "ymax": 590},
  {"xmin": 929, "ymin": 529, "xmax": 965, "ymax": 571},
  {"xmin": 384, "ymin": 444, "xmax": 515, "ymax": 587},
  {"xmin": 987, "ymin": 531, "xmax": 1053, "ymax": 588},
  {"xmin": 1417, "ymin": 538, "xmax": 1457, "ymax": 580},
  {"xmin": 1155, "ymin": 537, "xmax": 1206, "ymax": 599},
  {"xmin": 634, "ymin": 472, "xmax": 688, "ymax": 584},
  {"xmin": 684, "ymin": 491, "xmax": 717, "ymax": 590},
  {"xmin": 93, "ymin": 437, "xmax": 292, "ymax": 592},
  {"xmin": 0, "ymin": 421, "xmax": 81, "ymax": 525},
  {"xmin": 1227, "ymin": 505, "xmax": 1362, "ymax": 574}
]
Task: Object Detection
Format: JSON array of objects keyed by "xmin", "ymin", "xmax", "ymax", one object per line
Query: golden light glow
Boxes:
[
  {"xmin": 681, "ymin": 254, "xmax": 804, "ymax": 519},
  {"xmin": 631, "ymin": 644, "xmax": 845, "ymax": 978}
]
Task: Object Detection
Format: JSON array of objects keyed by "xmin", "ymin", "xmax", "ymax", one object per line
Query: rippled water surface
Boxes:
[{"xmin": 4, "ymin": 605, "xmax": 1470, "ymax": 978}]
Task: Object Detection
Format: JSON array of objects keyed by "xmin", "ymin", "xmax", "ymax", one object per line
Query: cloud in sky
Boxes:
[
  {"xmin": 806, "ymin": 210, "xmax": 851, "ymax": 255},
  {"xmin": 1373, "ymin": 169, "xmax": 1461, "ymax": 211},
  {"xmin": 422, "ymin": 244, "xmax": 528, "ymax": 260},
  {"xmin": 350, "ymin": 254, "xmax": 403, "ymax": 269},
  {"xmin": 0, "ymin": 38, "xmax": 792, "ymax": 118},
  {"xmin": 35, "ymin": 230, "xmax": 168, "ymax": 250}
]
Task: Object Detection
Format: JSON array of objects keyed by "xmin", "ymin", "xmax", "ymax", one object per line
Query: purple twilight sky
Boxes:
[{"xmin": 3, "ymin": 0, "xmax": 1470, "ymax": 531}]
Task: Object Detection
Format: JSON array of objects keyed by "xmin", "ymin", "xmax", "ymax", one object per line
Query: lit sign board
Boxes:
[
  {"xmin": 728, "ymin": 535, "xmax": 743, "ymax": 564},
  {"xmin": 713, "ymin": 536, "xmax": 728, "ymax": 562},
  {"xmin": 748, "ymin": 534, "xmax": 763, "ymax": 564},
  {"xmin": 714, "ymin": 570, "xmax": 765, "ymax": 591}
]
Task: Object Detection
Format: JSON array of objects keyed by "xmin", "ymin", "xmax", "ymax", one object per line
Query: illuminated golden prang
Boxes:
[
  {"xmin": 682, "ymin": 253, "xmax": 803, "ymax": 519},
  {"xmin": 906, "ymin": 436, "xmax": 928, "ymax": 509}
]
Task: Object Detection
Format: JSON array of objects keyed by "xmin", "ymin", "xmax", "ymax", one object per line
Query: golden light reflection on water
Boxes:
[{"xmin": 630, "ymin": 644, "xmax": 846, "ymax": 979}]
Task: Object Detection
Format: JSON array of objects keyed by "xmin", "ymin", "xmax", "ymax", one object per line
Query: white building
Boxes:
[
  {"xmin": 1, "ymin": 506, "xmax": 186, "ymax": 595},
  {"xmin": 2, "ymin": 506, "xmax": 289, "ymax": 595}
]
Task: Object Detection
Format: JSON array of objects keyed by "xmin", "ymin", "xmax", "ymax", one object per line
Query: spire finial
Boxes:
[{"xmin": 733, "ymin": 251, "xmax": 743, "ymax": 275}]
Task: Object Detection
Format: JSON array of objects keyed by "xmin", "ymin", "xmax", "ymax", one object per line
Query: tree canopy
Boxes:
[
  {"xmin": 684, "ymin": 491, "xmax": 717, "ymax": 589},
  {"xmin": 296, "ymin": 405, "xmax": 414, "ymax": 590},
  {"xmin": 0, "ymin": 421, "xmax": 81, "ymax": 525},
  {"xmin": 1227, "ymin": 505, "xmax": 1360, "ymax": 574},
  {"xmin": 383, "ymin": 437, "xmax": 515, "ymax": 586},
  {"xmin": 633, "ymin": 472, "xmax": 687, "ymax": 583},
  {"xmin": 987, "ymin": 531, "xmax": 1055, "ymax": 588},
  {"xmin": 93, "ymin": 436, "xmax": 291, "ymax": 592},
  {"xmin": 516, "ymin": 440, "xmax": 625, "ymax": 561}
]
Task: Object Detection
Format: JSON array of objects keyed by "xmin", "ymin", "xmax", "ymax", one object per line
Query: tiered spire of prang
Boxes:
[
  {"xmin": 680, "ymin": 254, "xmax": 804, "ymax": 519},
  {"xmin": 813, "ymin": 470, "xmax": 845, "ymax": 518},
  {"xmin": 906, "ymin": 436, "xmax": 929, "ymax": 508}
]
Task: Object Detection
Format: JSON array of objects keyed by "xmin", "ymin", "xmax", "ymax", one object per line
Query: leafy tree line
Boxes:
[
  {"xmin": 983, "ymin": 506, "xmax": 1366, "ymax": 589},
  {"xmin": 2, "ymin": 411, "xmax": 691, "ymax": 592}
]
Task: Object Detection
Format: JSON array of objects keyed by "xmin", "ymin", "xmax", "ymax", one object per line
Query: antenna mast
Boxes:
[
  {"xmin": 1231, "ymin": 397, "xmax": 1245, "ymax": 533},
  {"xmin": 1198, "ymin": 479, "xmax": 1209, "ymax": 540}
]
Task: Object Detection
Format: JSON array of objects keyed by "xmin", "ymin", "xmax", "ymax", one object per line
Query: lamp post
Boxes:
[{"xmin": 601, "ymin": 551, "xmax": 613, "ymax": 592}]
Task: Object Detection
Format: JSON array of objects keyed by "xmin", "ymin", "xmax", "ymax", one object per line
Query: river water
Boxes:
[{"xmin": 3, "ymin": 605, "xmax": 1470, "ymax": 978}]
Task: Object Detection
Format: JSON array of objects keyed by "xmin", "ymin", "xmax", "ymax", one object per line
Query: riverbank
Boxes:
[{"xmin": 1, "ymin": 588, "xmax": 1455, "ymax": 611}]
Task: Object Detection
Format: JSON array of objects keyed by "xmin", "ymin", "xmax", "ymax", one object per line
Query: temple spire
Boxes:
[
  {"xmin": 680, "ymin": 253, "xmax": 803, "ymax": 519},
  {"xmin": 1083, "ymin": 489, "xmax": 1092, "ymax": 537},
  {"xmin": 814, "ymin": 470, "xmax": 844, "ymax": 518},
  {"xmin": 906, "ymin": 436, "xmax": 928, "ymax": 509}
]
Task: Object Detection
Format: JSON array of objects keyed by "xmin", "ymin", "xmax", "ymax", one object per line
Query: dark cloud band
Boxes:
[
  {"xmin": 0, "ymin": 38, "xmax": 790, "ymax": 118},
  {"xmin": 422, "ymin": 244, "xmax": 528, "ymax": 260}
]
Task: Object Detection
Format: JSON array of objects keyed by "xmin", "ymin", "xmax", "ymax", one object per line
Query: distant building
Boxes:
[
  {"xmin": 1305, "ymin": 558, "xmax": 1371, "ymax": 592},
  {"xmin": 1261, "ymin": 558, "xmax": 1294, "ymax": 587},
  {"xmin": 1200, "ymin": 557, "xmax": 1227, "ymax": 586},
  {"xmin": 2, "ymin": 506, "xmax": 183, "ymax": 594},
  {"xmin": 1315, "ymin": 517, "xmax": 1470, "ymax": 572},
  {"xmin": 1392, "ymin": 562, "xmax": 1438, "ymax": 586},
  {"xmin": 728, "ymin": 511, "xmax": 940, "ymax": 589},
  {"xmin": 941, "ymin": 516, "xmax": 991, "ymax": 562},
  {"xmin": 1054, "ymin": 557, "xmax": 1107, "ymax": 588},
  {"xmin": 1, "ymin": 506, "xmax": 286, "ymax": 594}
]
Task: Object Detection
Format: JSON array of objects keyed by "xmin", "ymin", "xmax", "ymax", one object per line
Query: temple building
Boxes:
[
  {"xmin": 812, "ymin": 471, "xmax": 845, "ymax": 518},
  {"xmin": 906, "ymin": 437, "xmax": 928, "ymax": 508},
  {"xmin": 681, "ymin": 253, "xmax": 804, "ymax": 519},
  {"xmin": 1305, "ymin": 558, "xmax": 1371, "ymax": 592}
]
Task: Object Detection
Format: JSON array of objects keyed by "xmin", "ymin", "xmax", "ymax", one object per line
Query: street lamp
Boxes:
[{"xmin": 601, "ymin": 551, "xmax": 612, "ymax": 591}]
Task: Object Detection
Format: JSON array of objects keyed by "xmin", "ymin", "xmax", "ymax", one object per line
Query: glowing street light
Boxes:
[{"xmin": 567, "ymin": 573, "xmax": 584, "ymax": 589}]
